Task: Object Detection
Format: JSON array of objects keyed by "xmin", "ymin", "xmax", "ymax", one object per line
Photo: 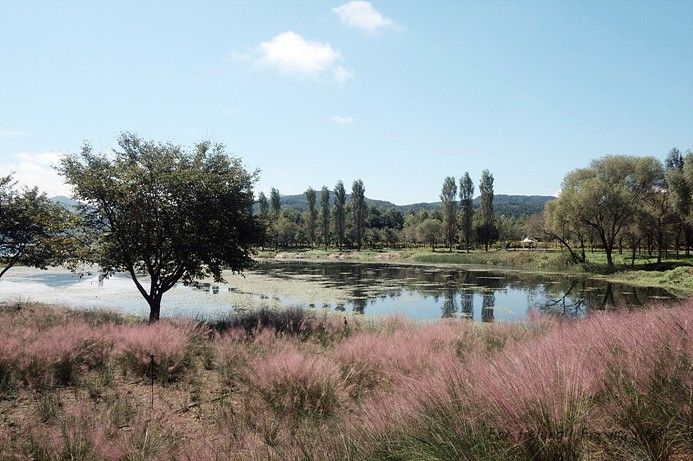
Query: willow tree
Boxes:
[
  {"xmin": 334, "ymin": 181, "xmax": 346, "ymax": 251},
  {"xmin": 59, "ymin": 132, "xmax": 263, "ymax": 321},
  {"xmin": 459, "ymin": 172, "xmax": 474, "ymax": 252},
  {"xmin": 320, "ymin": 186, "xmax": 330, "ymax": 249},
  {"xmin": 305, "ymin": 187, "xmax": 317, "ymax": 246},
  {"xmin": 351, "ymin": 179, "xmax": 366, "ymax": 251},
  {"xmin": 548, "ymin": 155, "xmax": 662, "ymax": 271},
  {"xmin": 440, "ymin": 176, "xmax": 457, "ymax": 251}
]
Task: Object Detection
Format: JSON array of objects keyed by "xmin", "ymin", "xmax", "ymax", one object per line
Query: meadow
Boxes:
[{"xmin": 0, "ymin": 301, "xmax": 691, "ymax": 460}]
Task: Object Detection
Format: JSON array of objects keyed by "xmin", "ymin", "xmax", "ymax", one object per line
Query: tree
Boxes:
[
  {"xmin": 320, "ymin": 186, "xmax": 330, "ymax": 249},
  {"xmin": 548, "ymin": 155, "xmax": 662, "ymax": 271},
  {"xmin": 417, "ymin": 218, "xmax": 443, "ymax": 251},
  {"xmin": 305, "ymin": 187, "xmax": 317, "ymax": 247},
  {"xmin": 0, "ymin": 175, "xmax": 77, "ymax": 278},
  {"xmin": 333, "ymin": 180, "xmax": 346, "ymax": 251},
  {"xmin": 477, "ymin": 169, "xmax": 496, "ymax": 251},
  {"xmin": 440, "ymin": 176, "xmax": 457, "ymax": 251},
  {"xmin": 665, "ymin": 148, "xmax": 691, "ymax": 257},
  {"xmin": 683, "ymin": 151, "xmax": 693, "ymax": 254},
  {"xmin": 270, "ymin": 188, "xmax": 281, "ymax": 222},
  {"xmin": 351, "ymin": 179, "xmax": 366, "ymax": 250},
  {"xmin": 459, "ymin": 172, "xmax": 474, "ymax": 252},
  {"xmin": 59, "ymin": 133, "xmax": 263, "ymax": 321},
  {"xmin": 256, "ymin": 192, "xmax": 270, "ymax": 248},
  {"xmin": 257, "ymin": 192, "xmax": 269, "ymax": 221}
]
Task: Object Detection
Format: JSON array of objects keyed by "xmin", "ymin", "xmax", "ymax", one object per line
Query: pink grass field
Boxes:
[{"xmin": 0, "ymin": 301, "xmax": 691, "ymax": 460}]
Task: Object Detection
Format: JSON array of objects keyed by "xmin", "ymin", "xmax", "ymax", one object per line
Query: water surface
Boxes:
[{"xmin": 0, "ymin": 261, "xmax": 677, "ymax": 321}]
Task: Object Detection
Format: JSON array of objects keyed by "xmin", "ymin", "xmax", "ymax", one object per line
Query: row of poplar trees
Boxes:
[
  {"xmin": 256, "ymin": 179, "xmax": 367, "ymax": 250},
  {"xmin": 440, "ymin": 170, "xmax": 497, "ymax": 252}
]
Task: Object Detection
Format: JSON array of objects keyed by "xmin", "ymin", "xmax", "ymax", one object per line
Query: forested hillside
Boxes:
[{"xmin": 272, "ymin": 193, "xmax": 554, "ymax": 219}]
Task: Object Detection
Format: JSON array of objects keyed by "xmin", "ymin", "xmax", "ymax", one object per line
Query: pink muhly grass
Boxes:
[
  {"xmin": 251, "ymin": 347, "xmax": 345, "ymax": 419},
  {"xmin": 0, "ymin": 321, "xmax": 113, "ymax": 388},
  {"xmin": 112, "ymin": 320, "xmax": 197, "ymax": 383},
  {"xmin": 333, "ymin": 322, "xmax": 466, "ymax": 398}
]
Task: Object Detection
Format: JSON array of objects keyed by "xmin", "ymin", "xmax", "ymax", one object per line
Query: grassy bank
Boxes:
[
  {"xmin": 1, "ymin": 302, "xmax": 691, "ymax": 460},
  {"xmin": 257, "ymin": 248, "xmax": 693, "ymax": 296}
]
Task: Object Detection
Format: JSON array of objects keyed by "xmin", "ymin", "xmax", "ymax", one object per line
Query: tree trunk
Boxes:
[
  {"xmin": 631, "ymin": 241, "xmax": 637, "ymax": 268},
  {"xmin": 148, "ymin": 297, "xmax": 162, "ymax": 322}
]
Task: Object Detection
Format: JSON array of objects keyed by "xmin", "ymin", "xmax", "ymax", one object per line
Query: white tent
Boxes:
[{"xmin": 521, "ymin": 237, "xmax": 537, "ymax": 249}]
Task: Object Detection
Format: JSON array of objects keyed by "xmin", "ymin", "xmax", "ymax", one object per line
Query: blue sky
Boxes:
[{"xmin": 1, "ymin": 0, "xmax": 691, "ymax": 203}]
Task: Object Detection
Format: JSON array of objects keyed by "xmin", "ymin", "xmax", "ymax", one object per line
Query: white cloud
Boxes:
[
  {"xmin": 0, "ymin": 151, "xmax": 71, "ymax": 196},
  {"xmin": 232, "ymin": 31, "xmax": 351, "ymax": 83},
  {"xmin": 332, "ymin": 1, "xmax": 395, "ymax": 32},
  {"xmin": 257, "ymin": 31, "xmax": 341, "ymax": 77},
  {"xmin": 330, "ymin": 115, "xmax": 354, "ymax": 125},
  {"xmin": 0, "ymin": 129, "xmax": 29, "ymax": 137},
  {"xmin": 333, "ymin": 65, "xmax": 354, "ymax": 84}
]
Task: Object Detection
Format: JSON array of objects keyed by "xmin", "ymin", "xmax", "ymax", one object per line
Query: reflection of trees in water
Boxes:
[
  {"xmin": 542, "ymin": 279, "xmax": 587, "ymax": 318},
  {"xmin": 352, "ymin": 297, "xmax": 367, "ymax": 314},
  {"xmin": 258, "ymin": 261, "xmax": 675, "ymax": 319},
  {"xmin": 482, "ymin": 292, "xmax": 495, "ymax": 322},
  {"xmin": 541, "ymin": 279, "xmax": 673, "ymax": 318},
  {"xmin": 460, "ymin": 292, "xmax": 474, "ymax": 320},
  {"xmin": 442, "ymin": 289, "xmax": 457, "ymax": 318}
]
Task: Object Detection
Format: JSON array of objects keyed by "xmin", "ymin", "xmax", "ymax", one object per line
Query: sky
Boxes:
[{"xmin": 0, "ymin": 0, "xmax": 691, "ymax": 204}]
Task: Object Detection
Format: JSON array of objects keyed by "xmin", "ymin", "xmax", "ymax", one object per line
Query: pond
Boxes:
[{"xmin": 0, "ymin": 261, "xmax": 679, "ymax": 321}]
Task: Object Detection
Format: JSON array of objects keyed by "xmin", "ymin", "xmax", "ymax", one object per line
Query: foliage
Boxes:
[{"xmin": 417, "ymin": 218, "xmax": 443, "ymax": 250}]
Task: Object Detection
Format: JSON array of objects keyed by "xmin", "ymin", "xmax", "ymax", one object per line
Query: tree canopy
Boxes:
[
  {"xmin": 0, "ymin": 175, "xmax": 77, "ymax": 278},
  {"xmin": 59, "ymin": 132, "xmax": 263, "ymax": 321},
  {"xmin": 546, "ymin": 155, "xmax": 664, "ymax": 270}
]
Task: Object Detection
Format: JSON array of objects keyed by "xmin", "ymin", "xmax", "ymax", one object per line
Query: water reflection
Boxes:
[
  {"xmin": 250, "ymin": 261, "xmax": 677, "ymax": 321},
  {"xmin": 0, "ymin": 262, "xmax": 678, "ymax": 322}
]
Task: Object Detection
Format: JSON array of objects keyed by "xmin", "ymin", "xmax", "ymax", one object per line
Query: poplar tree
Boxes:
[
  {"xmin": 440, "ymin": 176, "xmax": 457, "ymax": 251},
  {"xmin": 477, "ymin": 169, "xmax": 497, "ymax": 251},
  {"xmin": 257, "ymin": 192, "xmax": 269, "ymax": 220},
  {"xmin": 320, "ymin": 186, "xmax": 330, "ymax": 249},
  {"xmin": 459, "ymin": 172, "xmax": 474, "ymax": 252},
  {"xmin": 305, "ymin": 187, "xmax": 317, "ymax": 246},
  {"xmin": 270, "ymin": 188, "xmax": 281, "ymax": 222},
  {"xmin": 334, "ymin": 181, "xmax": 346, "ymax": 251},
  {"xmin": 351, "ymin": 179, "xmax": 366, "ymax": 250}
]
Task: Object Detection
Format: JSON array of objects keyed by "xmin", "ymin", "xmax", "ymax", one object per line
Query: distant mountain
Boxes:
[
  {"xmin": 50, "ymin": 195, "xmax": 80, "ymax": 211},
  {"xmin": 274, "ymin": 193, "xmax": 555, "ymax": 219},
  {"xmin": 53, "ymin": 193, "xmax": 555, "ymax": 219}
]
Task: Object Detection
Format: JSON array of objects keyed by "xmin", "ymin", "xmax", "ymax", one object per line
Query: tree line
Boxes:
[{"xmin": 258, "ymin": 170, "xmax": 507, "ymax": 252}]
